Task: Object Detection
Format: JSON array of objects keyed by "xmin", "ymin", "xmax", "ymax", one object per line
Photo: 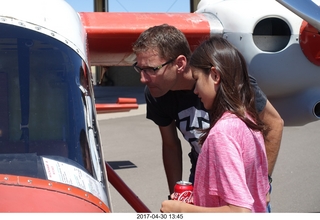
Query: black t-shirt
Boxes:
[{"xmin": 146, "ymin": 75, "xmax": 267, "ymax": 154}]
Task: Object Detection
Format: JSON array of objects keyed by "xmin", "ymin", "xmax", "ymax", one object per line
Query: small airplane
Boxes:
[{"xmin": 0, "ymin": 0, "xmax": 319, "ymax": 213}]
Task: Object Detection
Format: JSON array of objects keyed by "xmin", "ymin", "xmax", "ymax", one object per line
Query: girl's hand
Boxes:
[{"xmin": 160, "ymin": 200, "xmax": 184, "ymax": 213}]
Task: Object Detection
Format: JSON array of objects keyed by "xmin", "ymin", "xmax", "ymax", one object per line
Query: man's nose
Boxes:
[{"xmin": 140, "ymin": 71, "xmax": 148, "ymax": 84}]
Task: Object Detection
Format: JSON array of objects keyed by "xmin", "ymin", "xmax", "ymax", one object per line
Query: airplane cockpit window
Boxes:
[{"xmin": 0, "ymin": 23, "xmax": 105, "ymax": 194}]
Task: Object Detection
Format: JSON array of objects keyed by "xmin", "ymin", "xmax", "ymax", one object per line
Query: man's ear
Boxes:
[
  {"xmin": 210, "ymin": 67, "xmax": 220, "ymax": 83},
  {"xmin": 175, "ymin": 55, "xmax": 187, "ymax": 73}
]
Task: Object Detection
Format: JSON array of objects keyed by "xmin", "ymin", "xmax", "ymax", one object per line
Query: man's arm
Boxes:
[
  {"xmin": 159, "ymin": 121, "xmax": 183, "ymax": 194},
  {"xmin": 258, "ymin": 100, "xmax": 284, "ymax": 175}
]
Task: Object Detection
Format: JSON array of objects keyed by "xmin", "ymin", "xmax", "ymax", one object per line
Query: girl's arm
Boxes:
[{"xmin": 160, "ymin": 200, "xmax": 251, "ymax": 213}]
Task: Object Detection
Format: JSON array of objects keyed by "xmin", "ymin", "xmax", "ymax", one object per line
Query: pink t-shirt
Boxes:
[{"xmin": 193, "ymin": 112, "xmax": 269, "ymax": 212}]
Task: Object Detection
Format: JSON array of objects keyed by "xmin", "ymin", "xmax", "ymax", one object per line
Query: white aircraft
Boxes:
[{"xmin": 0, "ymin": 0, "xmax": 319, "ymax": 212}]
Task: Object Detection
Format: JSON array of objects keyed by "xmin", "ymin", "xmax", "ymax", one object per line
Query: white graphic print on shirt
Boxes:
[{"xmin": 177, "ymin": 107, "xmax": 210, "ymax": 153}]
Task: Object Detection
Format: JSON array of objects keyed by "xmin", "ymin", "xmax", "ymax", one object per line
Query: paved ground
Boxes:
[{"xmin": 94, "ymin": 85, "xmax": 320, "ymax": 213}]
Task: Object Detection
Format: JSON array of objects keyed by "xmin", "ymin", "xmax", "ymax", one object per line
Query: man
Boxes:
[{"xmin": 132, "ymin": 24, "xmax": 283, "ymax": 205}]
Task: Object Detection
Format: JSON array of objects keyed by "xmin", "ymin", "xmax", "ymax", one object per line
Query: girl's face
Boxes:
[{"xmin": 192, "ymin": 67, "xmax": 220, "ymax": 110}]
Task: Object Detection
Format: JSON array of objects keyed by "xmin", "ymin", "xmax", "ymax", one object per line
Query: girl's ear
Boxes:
[{"xmin": 210, "ymin": 67, "xmax": 220, "ymax": 84}]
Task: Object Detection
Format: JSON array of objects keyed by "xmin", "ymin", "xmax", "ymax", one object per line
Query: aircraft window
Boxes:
[
  {"xmin": 253, "ymin": 17, "xmax": 291, "ymax": 52},
  {"xmin": 0, "ymin": 23, "xmax": 103, "ymax": 182},
  {"xmin": 314, "ymin": 101, "xmax": 320, "ymax": 118},
  {"xmin": 0, "ymin": 154, "xmax": 88, "ymax": 179},
  {"xmin": 0, "ymin": 153, "xmax": 46, "ymax": 178}
]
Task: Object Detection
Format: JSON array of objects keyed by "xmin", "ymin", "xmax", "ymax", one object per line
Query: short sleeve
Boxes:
[
  {"xmin": 145, "ymin": 86, "xmax": 173, "ymax": 127},
  {"xmin": 249, "ymin": 75, "xmax": 267, "ymax": 113}
]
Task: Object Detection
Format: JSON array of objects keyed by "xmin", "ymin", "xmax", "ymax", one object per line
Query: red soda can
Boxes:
[{"xmin": 173, "ymin": 180, "xmax": 193, "ymax": 204}]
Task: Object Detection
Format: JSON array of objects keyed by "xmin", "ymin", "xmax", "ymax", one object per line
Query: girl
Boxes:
[{"xmin": 161, "ymin": 36, "xmax": 270, "ymax": 213}]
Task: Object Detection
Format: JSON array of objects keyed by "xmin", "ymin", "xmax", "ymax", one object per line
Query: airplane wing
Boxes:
[{"xmin": 79, "ymin": 12, "xmax": 220, "ymax": 66}]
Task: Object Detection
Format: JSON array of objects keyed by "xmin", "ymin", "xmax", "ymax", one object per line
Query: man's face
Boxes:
[{"xmin": 135, "ymin": 49, "xmax": 177, "ymax": 98}]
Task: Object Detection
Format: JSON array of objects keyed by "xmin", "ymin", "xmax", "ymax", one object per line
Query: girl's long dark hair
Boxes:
[{"xmin": 189, "ymin": 36, "xmax": 268, "ymax": 146}]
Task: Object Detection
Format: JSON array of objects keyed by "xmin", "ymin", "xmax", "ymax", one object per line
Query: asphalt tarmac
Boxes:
[{"xmin": 95, "ymin": 86, "xmax": 320, "ymax": 213}]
